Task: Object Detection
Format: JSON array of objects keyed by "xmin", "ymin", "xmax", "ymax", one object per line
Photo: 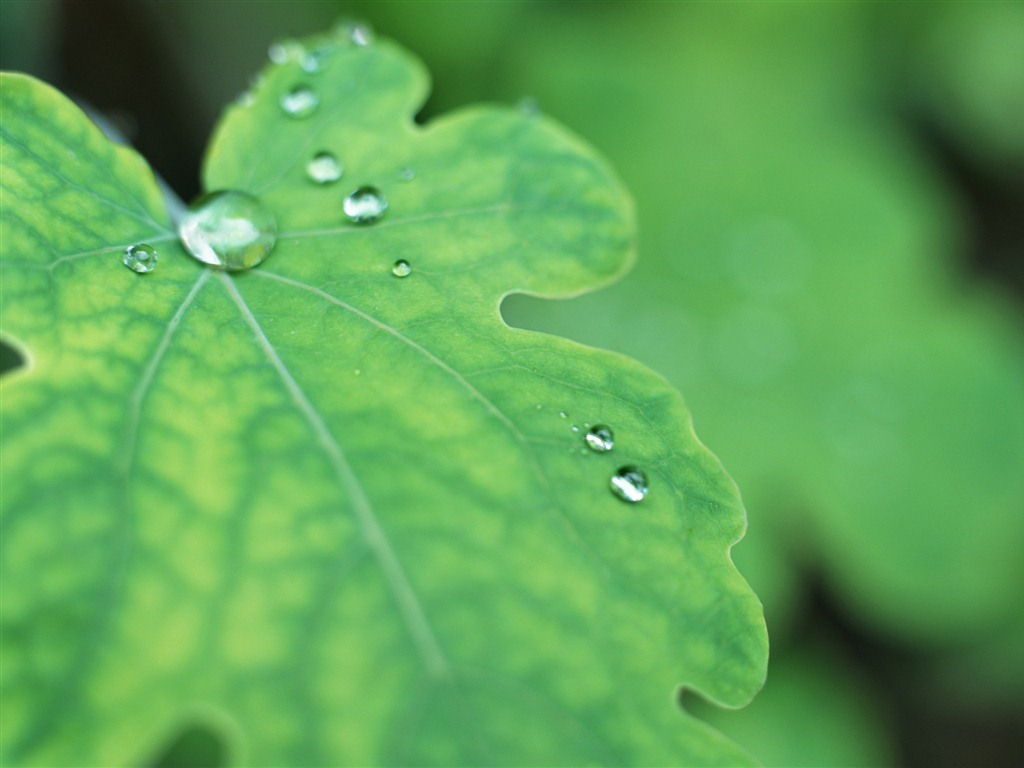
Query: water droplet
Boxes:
[
  {"xmin": 306, "ymin": 152, "xmax": 343, "ymax": 184},
  {"xmin": 559, "ymin": 411, "xmax": 568, "ymax": 419},
  {"xmin": 179, "ymin": 190, "xmax": 278, "ymax": 272},
  {"xmin": 570, "ymin": 425, "xmax": 580, "ymax": 433},
  {"xmin": 391, "ymin": 259, "xmax": 412, "ymax": 278},
  {"xmin": 343, "ymin": 186, "xmax": 387, "ymax": 223},
  {"xmin": 354, "ymin": 368, "xmax": 362, "ymax": 376},
  {"xmin": 268, "ymin": 39, "xmax": 303, "ymax": 64},
  {"xmin": 535, "ymin": 404, "xmax": 544, "ymax": 410},
  {"xmin": 122, "ymin": 243, "xmax": 158, "ymax": 274},
  {"xmin": 280, "ymin": 86, "xmax": 319, "ymax": 118},
  {"xmin": 610, "ymin": 466, "xmax": 648, "ymax": 503},
  {"xmin": 345, "ymin": 22, "xmax": 373, "ymax": 46},
  {"xmin": 398, "ymin": 166, "xmax": 416, "ymax": 182},
  {"xmin": 584, "ymin": 424, "xmax": 614, "ymax": 452},
  {"xmin": 517, "ymin": 97, "xmax": 540, "ymax": 116},
  {"xmin": 300, "ymin": 45, "xmax": 333, "ymax": 73}
]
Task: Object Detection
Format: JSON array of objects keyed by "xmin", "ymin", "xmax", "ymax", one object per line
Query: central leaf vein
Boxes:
[{"xmin": 218, "ymin": 271, "xmax": 451, "ymax": 678}]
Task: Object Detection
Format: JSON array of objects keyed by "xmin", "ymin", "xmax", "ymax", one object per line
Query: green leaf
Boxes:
[{"xmin": 0, "ymin": 30, "xmax": 766, "ymax": 767}]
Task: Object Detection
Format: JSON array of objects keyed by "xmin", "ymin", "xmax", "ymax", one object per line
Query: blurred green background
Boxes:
[{"xmin": 3, "ymin": 2, "xmax": 1022, "ymax": 765}]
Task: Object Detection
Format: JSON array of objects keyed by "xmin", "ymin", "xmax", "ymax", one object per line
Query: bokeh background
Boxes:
[{"xmin": 3, "ymin": 2, "xmax": 1022, "ymax": 766}]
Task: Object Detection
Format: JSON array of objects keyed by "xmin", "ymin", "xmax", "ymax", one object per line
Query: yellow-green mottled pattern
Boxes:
[{"xmin": 0, "ymin": 31, "xmax": 767, "ymax": 767}]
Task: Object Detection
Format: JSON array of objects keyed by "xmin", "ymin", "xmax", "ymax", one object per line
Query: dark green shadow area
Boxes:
[
  {"xmin": 0, "ymin": 340, "xmax": 25, "ymax": 376},
  {"xmin": 147, "ymin": 724, "xmax": 228, "ymax": 768}
]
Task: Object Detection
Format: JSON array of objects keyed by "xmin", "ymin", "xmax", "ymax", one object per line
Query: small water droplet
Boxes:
[
  {"xmin": 122, "ymin": 243, "xmax": 158, "ymax": 274},
  {"xmin": 517, "ymin": 97, "xmax": 540, "ymax": 116},
  {"xmin": 280, "ymin": 86, "xmax": 319, "ymax": 118},
  {"xmin": 398, "ymin": 166, "xmax": 416, "ymax": 182},
  {"xmin": 571, "ymin": 425, "xmax": 580, "ymax": 433},
  {"xmin": 300, "ymin": 45, "xmax": 334, "ymax": 73},
  {"xmin": 610, "ymin": 466, "xmax": 648, "ymax": 503},
  {"xmin": 585, "ymin": 425, "xmax": 614, "ymax": 453},
  {"xmin": 535, "ymin": 404, "xmax": 544, "ymax": 410},
  {"xmin": 354, "ymin": 368, "xmax": 362, "ymax": 376},
  {"xmin": 559, "ymin": 411, "xmax": 568, "ymax": 419},
  {"xmin": 268, "ymin": 39, "xmax": 303, "ymax": 64},
  {"xmin": 343, "ymin": 186, "xmax": 387, "ymax": 223},
  {"xmin": 345, "ymin": 22, "xmax": 373, "ymax": 46},
  {"xmin": 391, "ymin": 259, "xmax": 412, "ymax": 278},
  {"xmin": 306, "ymin": 152, "xmax": 343, "ymax": 184},
  {"xmin": 179, "ymin": 190, "xmax": 278, "ymax": 272}
]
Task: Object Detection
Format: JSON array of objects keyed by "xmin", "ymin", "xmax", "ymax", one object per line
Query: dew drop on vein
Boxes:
[
  {"xmin": 584, "ymin": 424, "xmax": 614, "ymax": 452},
  {"xmin": 179, "ymin": 190, "xmax": 278, "ymax": 271},
  {"xmin": 343, "ymin": 186, "xmax": 387, "ymax": 223},
  {"xmin": 610, "ymin": 466, "xmax": 648, "ymax": 503},
  {"xmin": 306, "ymin": 152, "xmax": 343, "ymax": 184},
  {"xmin": 122, "ymin": 243, "xmax": 158, "ymax": 273},
  {"xmin": 280, "ymin": 86, "xmax": 319, "ymax": 118},
  {"xmin": 391, "ymin": 259, "xmax": 412, "ymax": 277}
]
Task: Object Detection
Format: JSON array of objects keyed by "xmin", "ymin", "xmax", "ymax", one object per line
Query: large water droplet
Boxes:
[
  {"xmin": 610, "ymin": 466, "xmax": 648, "ymax": 503},
  {"xmin": 280, "ymin": 86, "xmax": 319, "ymax": 118},
  {"xmin": 343, "ymin": 186, "xmax": 387, "ymax": 224},
  {"xmin": 306, "ymin": 152, "xmax": 343, "ymax": 184},
  {"xmin": 391, "ymin": 259, "xmax": 412, "ymax": 278},
  {"xmin": 179, "ymin": 191, "xmax": 278, "ymax": 272},
  {"xmin": 585, "ymin": 425, "xmax": 614, "ymax": 453},
  {"xmin": 122, "ymin": 243, "xmax": 158, "ymax": 274}
]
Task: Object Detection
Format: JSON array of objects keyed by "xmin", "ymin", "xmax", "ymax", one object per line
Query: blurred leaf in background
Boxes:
[{"xmin": 3, "ymin": 1, "xmax": 1022, "ymax": 766}]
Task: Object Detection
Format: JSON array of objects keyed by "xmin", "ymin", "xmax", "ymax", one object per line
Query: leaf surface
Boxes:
[{"xmin": 0, "ymin": 31, "xmax": 766, "ymax": 767}]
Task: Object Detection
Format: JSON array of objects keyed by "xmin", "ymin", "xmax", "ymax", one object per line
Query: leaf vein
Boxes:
[{"xmin": 218, "ymin": 271, "xmax": 451, "ymax": 678}]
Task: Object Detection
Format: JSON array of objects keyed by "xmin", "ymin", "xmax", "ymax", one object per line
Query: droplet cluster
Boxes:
[{"xmin": 174, "ymin": 26, "xmax": 413, "ymax": 274}]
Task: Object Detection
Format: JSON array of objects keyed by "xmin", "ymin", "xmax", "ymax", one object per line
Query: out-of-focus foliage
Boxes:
[
  {"xmin": 2, "ymin": 1, "xmax": 1022, "ymax": 765},
  {"xmin": 688, "ymin": 641, "xmax": 895, "ymax": 768},
  {"xmin": 499, "ymin": 2, "xmax": 1024, "ymax": 646}
]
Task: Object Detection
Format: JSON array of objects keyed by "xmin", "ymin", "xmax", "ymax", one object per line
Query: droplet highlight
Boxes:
[
  {"xmin": 585, "ymin": 425, "xmax": 614, "ymax": 453},
  {"xmin": 122, "ymin": 243, "xmax": 158, "ymax": 274},
  {"xmin": 391, "ymin": 259, "xmax": 412, "ymax": 278},
  {"xmin": 610, "ymin": 466, "xmax": 648, "ymax": 503},
  {"xmin": 280, "ymin": 86, "xmax": 319, "ymax": 118},
  {"xmin": 343, "ymin": 186, "xmax": 388, "ymax": 224},
  {"xmin": 178, "ymin": 190, "xmax": 278, "ymax": 272},
  {"xmin": 306, "ymin": 152, "xmax": 343, "ymax": 184}
]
